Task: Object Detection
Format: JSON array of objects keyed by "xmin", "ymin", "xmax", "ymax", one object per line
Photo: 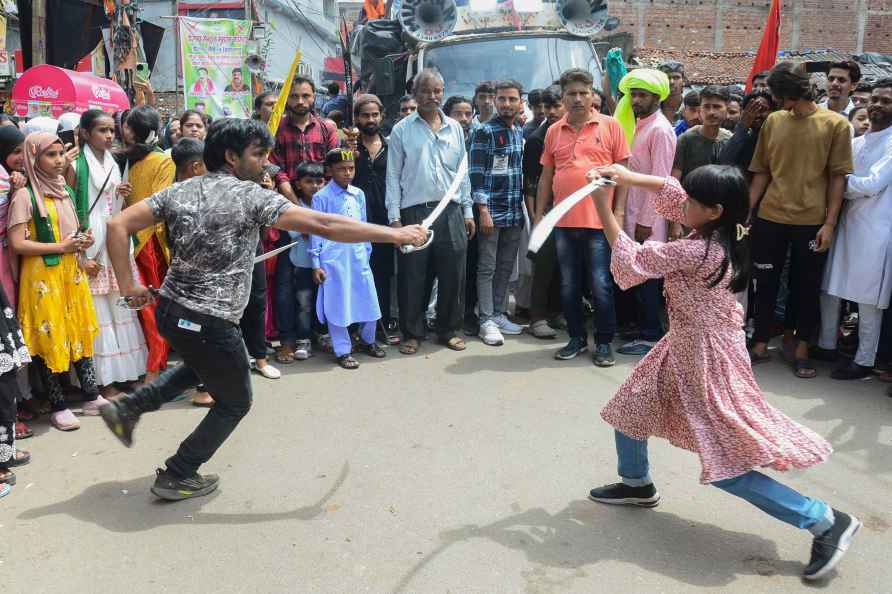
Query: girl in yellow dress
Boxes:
[{"xmin": 7, "ymin": 132, "xmax": 106, "ymax": 432}]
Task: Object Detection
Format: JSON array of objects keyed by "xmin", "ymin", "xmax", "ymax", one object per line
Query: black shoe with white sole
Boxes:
[
  {"xmin": 588, "ymin": 482, "xmax": 660, "ymax": 507},
  {"xmin": 150, "ymin": 468, "xmax": 220, "ymax": 501},
  {"xmin": 802, "ymin": 509, "xmax": 861, "ymax": 581}
]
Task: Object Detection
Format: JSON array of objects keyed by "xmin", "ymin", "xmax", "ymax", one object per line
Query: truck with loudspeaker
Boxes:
[{"xmin": 351, "ymin": 0, "xmax": 614, "ymax": 124}]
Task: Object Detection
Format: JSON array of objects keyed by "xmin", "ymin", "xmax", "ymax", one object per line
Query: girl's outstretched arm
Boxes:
[{"xmin": 588, "ymin": 164, "xmax": 666, "ymax": 248}]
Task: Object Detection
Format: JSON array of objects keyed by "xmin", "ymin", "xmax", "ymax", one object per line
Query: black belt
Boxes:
[
  {"xmin": 157, "ymin": 296, "xmax": 236, "ymax": 330},
  {"xmin": 404, "ymin": 200, "xmax": 458, "ymax": 210}
]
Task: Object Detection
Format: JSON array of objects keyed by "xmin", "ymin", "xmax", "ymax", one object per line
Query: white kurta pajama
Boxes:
[
  {"xmin": 819, "ymin": 126, "xmax": 892, "ymax": 366},
  {"xmin": 82, "ymin": 145, "xmax": 148, "ymax": 385}
]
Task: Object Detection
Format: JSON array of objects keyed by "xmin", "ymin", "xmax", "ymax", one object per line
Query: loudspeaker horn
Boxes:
[
  {"xmin": 556, "ymin": 0, "xmax": 609, "ymax": 37},
  {"xmin": 399, "ymin": 0, "xmax": 457, "ymax": 43},
  {"xmin": 246, "ymin": 53, "xmax": 266, "ymax": 74}
]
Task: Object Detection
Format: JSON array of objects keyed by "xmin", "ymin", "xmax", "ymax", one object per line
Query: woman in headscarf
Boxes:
[
  {"xmin": 121, "ymin": 105, "xmax": 175, "ymax": 382},
  {"xmin": 7, "ymin": 132, "xmax": 105, "ymax": 431},
  {"xmin": 69, "ymin": 110, "xmax": 148, "ymax": 396}
]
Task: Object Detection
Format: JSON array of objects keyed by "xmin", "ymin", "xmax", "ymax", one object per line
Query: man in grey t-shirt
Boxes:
[{"xmin": 99, "ymin": 118, "xmax": 426, "ymax": 501}]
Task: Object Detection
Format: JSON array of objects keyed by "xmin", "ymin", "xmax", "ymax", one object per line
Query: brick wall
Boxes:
[{"xmin": 606, "ymin": 0, "xmax": 892, "ymax": 54}]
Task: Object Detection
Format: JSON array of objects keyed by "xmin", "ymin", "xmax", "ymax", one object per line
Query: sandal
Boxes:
[
  {"xmin": 362, "ymin": 342, "xmax": 386, "ymax": 358},
  {"xmin": 337, "ymin": 354, "xmax": 360, "ymax": 370},
  {"xmin": 15, "ymin": 421, "xmax": 33, "ymax": 440},
  {"xmin": 399, "ymin": 339, "xmax": 419, "ymax": 355},
  {"xmin": 749, "ymin": 350, "xmax": 771, "ymax": 365},
  {"xmin": 16, "ymin": 409, "xmax": 35, "ymax": 422},
  {"xmin": 0, "ymin": 483, "xmax": 10, "ymax": 498},
  {"xmin": 0, "ymin": 469, "xmax": 15, "ymax": 486},
  {"xmin": 275, "ymin": 345, "xmax": 296, "ymax": 365},
  {"xmin": 793, "ymin": 359, "xmax": 817, "ymax": 379},
  {"xmin": 443, "ymin": 337, "xmax": 466, "ymax": 352},
  {"xmin": 8, "ymin": 450, "xmax": 30, "ymax": 467}
]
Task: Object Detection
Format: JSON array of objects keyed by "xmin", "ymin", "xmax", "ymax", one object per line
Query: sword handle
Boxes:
[{"xmin": 399, "ymin": 229, "xmax": 435, "ymax": 254}]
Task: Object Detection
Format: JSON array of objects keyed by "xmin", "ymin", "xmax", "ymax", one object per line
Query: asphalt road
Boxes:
[{"xmin": 5, "ymin": 333, "xmax": 891, "ymax": 594}]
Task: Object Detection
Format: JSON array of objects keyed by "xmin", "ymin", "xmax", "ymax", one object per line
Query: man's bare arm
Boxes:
[
  {"xmin": 106, "ymin": 201, "xmax": 158, "ymax": 292},
  {"xmin": 274, "ymin": 204, "xmax": 426, "ymax": 246},
  {"xmin": 749, "ymin": 172, "xmax": 771, "ymax": 212},
  {"xmin": 534, "ymin": 165, "xmax": 555, "ymax": 224}
]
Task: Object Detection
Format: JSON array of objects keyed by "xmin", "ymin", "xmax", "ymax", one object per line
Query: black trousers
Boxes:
[
  {"xmin": 33, "ymin": 357, "xmax": 99, "ymax": 412},
  {"xmin": 529, "ymin": 233, "xmax": 560, "ymax": 320},
  {"xmin": 0, "ymin": 370, "xmax": 20, "ymax": 467},
  {"xmin": 464, "ymin": 204, "xmax": 480, "ymax": 324},
  {"xmin": 398, "ymin": 202, "xmax": 468, "ymax": 341},
  {"xmin": 239, "ymin": 242, "xmax": 268, "ymax": 360},
  {"xmin": 125, "ymin": 297, "xmax": 252, "ymax": 478},
  {"xmin": 751, "ymin": 218, "xmax": 827, "ymax": 345},
  {"xmin": 370, "ymin": 242, "xmax": 395, "ymax": 322}
]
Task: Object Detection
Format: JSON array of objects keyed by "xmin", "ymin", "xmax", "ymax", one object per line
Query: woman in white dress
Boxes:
[{"xmin": 69, "ymin": 110, "xmax": 148, "ymax": 396}]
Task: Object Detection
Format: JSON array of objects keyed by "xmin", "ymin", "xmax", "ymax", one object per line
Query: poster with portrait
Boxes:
[{"xmin": 178, "ymin": 17, "xmax": 252, "ymax": 119}]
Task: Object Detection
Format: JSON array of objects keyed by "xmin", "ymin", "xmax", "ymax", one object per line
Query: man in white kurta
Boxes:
[{"xmin": 818, "ymin": 81, "xmax": 892, "ymax": 379}]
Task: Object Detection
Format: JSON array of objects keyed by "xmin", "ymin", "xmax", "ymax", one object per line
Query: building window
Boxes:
[{"xmin": 323, "ymin": 0, "xmax": 336, "ymax": 19}]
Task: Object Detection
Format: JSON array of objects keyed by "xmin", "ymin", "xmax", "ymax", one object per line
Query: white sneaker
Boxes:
[
  {"xmin": 294, "ymin": 339, "xmax": 312, "ymax": 361},
  {"xmin": 479, "ymin": 320, "xmax": 505, "ymax": 346},
  {"xmin": 530, "ymin": 319, "xmax": 557, "ymax": 339},
  {"xmin": 494, "ymin": 314, "xmax": 524, "ymax": 335},
  {"xmin": 254, "ymin": 362, "xmax": 281, "ymax": 379}
]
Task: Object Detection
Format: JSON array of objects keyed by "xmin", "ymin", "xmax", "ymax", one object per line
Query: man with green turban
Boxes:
[
  {"xmin": 614, "ymin": 68, "xmax": 671, "ymax": 147},
  {"xmin": 612, "ymin": 68, "xmax": 678, "ymax": 357}
]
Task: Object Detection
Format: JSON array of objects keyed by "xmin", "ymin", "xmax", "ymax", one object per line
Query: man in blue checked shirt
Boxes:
[{"xmin": 469, "ymin": 79, "xmax": 527, "ymax": 346}]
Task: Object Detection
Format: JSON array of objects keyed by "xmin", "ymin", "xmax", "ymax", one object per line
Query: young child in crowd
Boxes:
[
  {"xmin": 8, "ymin": 133, "xmax": 105, "ymax": 432},
  {"xmin": 171, "ymin": 138, "xmax": 213, "ymax": 407},
  {"xmin": 585, "ymin": 163, "xmax": 858, "ymax": 581},
  {"xmin": 310, "ymin": 149, "xmax": 384, "ymax": 369},
  {"xmin": 275, "ymin": 161, "xmax": 325, "ymax": 364},
  {"xmin": 70, "ymin": 110, "xmax": 147, "ymax": 398},
  {"xmin": 172, "ymin": 137, "xmax": 207, "ymax": 180}
]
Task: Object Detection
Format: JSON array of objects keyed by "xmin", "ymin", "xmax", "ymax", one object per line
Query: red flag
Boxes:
[{"xmin": 745, "ymin": 0, "xmax": 781, "ymax": 92}]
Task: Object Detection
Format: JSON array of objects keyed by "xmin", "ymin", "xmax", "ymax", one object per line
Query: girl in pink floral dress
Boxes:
[{"xmin": 586, "ymin": 163, "xmax": 858, "ymax": 582}]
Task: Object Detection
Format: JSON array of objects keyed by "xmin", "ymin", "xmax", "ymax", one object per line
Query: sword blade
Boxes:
[
  {"xmin": 527, "ymin": 177, "xmax": 615, "ymax": 257},
  {"xmin": 419, "ymin": 154, "xmax": 468, "ymax": 230},
  {"xmin": 253, "ymin": 238, "xmax": 301, "ymax": 264}
]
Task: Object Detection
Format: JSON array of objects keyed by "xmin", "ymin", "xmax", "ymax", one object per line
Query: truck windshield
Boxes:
[{"xmin": 423, "ymin": 35, "xmax": 600, "ymax": 98}]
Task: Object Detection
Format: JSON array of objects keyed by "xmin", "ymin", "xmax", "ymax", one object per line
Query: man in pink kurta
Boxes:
[{"xmin": 618, "ymin": 87, "xmax": 677, "ymax": 355}]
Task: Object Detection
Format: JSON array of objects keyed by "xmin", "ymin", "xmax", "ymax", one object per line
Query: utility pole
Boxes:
[{"xmin": 32, "ymin": 0, "xmax": 46, "ymax": 65}]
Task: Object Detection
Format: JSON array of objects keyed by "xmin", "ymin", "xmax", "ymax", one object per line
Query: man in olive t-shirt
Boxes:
[{"xmin": 748, "ymin": 62, "xmax": 854, "ymax": 378}]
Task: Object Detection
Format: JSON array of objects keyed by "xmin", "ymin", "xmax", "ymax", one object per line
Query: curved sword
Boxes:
[{"xmin": 526, "ymin": 176, "xmax": 616, "ymax": 259}]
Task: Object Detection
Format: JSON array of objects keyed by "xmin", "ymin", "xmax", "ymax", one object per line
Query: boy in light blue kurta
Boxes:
[{"xmin": 310, "ymin": 149, "xmax": 385, "ymax": 369}]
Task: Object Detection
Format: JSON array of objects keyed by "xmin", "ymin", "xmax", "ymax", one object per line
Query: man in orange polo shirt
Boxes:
[{"xmin": 534, "ymin": 68, "xmax": 631, "ymax": 366}]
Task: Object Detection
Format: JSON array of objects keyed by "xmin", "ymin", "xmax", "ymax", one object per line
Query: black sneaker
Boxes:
[
  {"xmin": 555, "ymin": 337, "xmax": 588, "ymax": 360},
  {"xmin": 593, "ymin": 343, "xmax": 615, "ymax": 367},
  {"xmin": 802, "ymin": 509, "xmax": 861, "ymax": 581},
  {"xmin": 830, "ymin": 361, "xmax": 872, "ymax": 381},
  {"xmin": 150, "ymin": 468, "xmax": 220, "ymax": 501},
  {"xmin": 99, "ymin": 398, "xmax": 140, "ymax": 447},
  {"xmin": 809, "ymin": 346, "xmax": 838, "ymax": 362},
  {"xmin": 588, "ymin": 482, "xmax": 661, "ymax": 507}
]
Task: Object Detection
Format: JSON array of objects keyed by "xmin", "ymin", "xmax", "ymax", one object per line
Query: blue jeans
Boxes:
[
  {"xmin": 555, "ymin": 228, "xmax": 616, "ymax": 344},
  {"xmin": 613, "ymin": 430, "xmax": 834, "ymax": 535},
  {"xmin": 274, "ymin": 256, "xmax": 315, "ymax": 343}
]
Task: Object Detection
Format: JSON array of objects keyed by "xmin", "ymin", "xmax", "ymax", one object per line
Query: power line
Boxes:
[{"xmin": 289, "ymin": 0, "xmax": 332, "ymax": 56}]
